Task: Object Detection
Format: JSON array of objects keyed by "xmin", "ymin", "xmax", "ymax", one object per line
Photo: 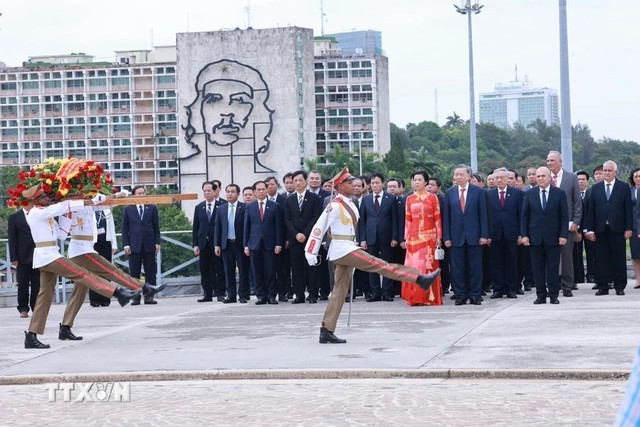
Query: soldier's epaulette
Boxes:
[{"xmin": 334, "ymin": 196, "xmax": 343, "ymax": 203}]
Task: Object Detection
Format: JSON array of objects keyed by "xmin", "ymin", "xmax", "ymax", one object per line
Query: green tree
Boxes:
[
  {"xmin": 444, "ymin": 112, "xmax": 464, "ymax": 128},
  {"xmin": 383, "ymin": 133, "xmax": 407, "ymax": 177}
]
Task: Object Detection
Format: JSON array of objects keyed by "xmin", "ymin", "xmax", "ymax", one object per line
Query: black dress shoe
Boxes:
[
  {"xmin": 591, "ymin": 284, "xmax": 598, "ymax": 290},
  {"xmin": 278, "ymin": 294, "xmax": 288, "ymax": 302},
  {"xmin": 217, "ymin": 296, "xmax": 225, "ymax": 302},
  {"xmin": 563, "ymin": 290, "xmax": 573, "ymax": 297},
  {"xmin": 255, "ymin": 299, "xmax": 268, "ymax": 305},
  {"xmin": 308, "ymin": 298, "xmax": 317, "ymax": 304},
  {"xmin": 470, "ymin": 298, "xmax": 482, "ymax": 305},
  {"xmin": 506, "ymin": 291, "xmax": 517, "ymax": 299},
  {"xmin": 101, "ymin": 302, "xmax": 111, "ymax": 307},
  {"xmin": 383, "ymin": 296, "xmax": 394, "ymax": 302},
  {"xmin": 515, "ymin": 288, "xmax": 525, "ymax": 295},
  {"xmin": 144, "ymin": 298, "xmax": 158, "ymax": 305},
  {"xmin": 197, "ymin": 297, "xmax": 213, "ymax": 302},
  {"xmin": 267, "ymin": 299, "xmax": 279, "ymax": 304},
  {"xmin": 524, "ymin": 285, "xmax": 532, "ymax": 291},
  {"xmin": 443, "ymin": 288, "xmax": 450, "ymax": 294},
  {"xmin": 571, "ymin": 285, "xmax": 579, "ymax": 290},
  {"xmin": 291, "ymin": 297, "xmax": 305, "ymax": 304},
  {"xmin": 366, "ymin": 295, "xmax": 381, "ymax": 302},
  {"xmin": 595, "ymin": 289, "xmax": 609, "ymax": 296},
  {"xmin": 285, "ymin": 293, "xmax": 294, "ymax": 299},
  {"xmin": 449, "ymin": 294, "xmax": 458, "ymax": 300},
  {"xmin": 455, "ymin": 298, "xmax": 467, "ymax": 306},
  {"xmin": 59, "ymin": 324, "xmax": 83, "ymax": 341},
  {"xmin": 114, "ymin": 287, "xmax": 141, "ymax": 307},
  {"xmin": 533, "ymin": 297, "xmax": 546, "ymax": 304},
  {"xmin": 239, "ymin": 298, "xmax": 248, "ymax": 303},
  {"xmin": 489, "ymin": 293, "xmax": 503, "ymax": 299},
  {"xmin": 416, "ymin": 268, "xmax": 441, "ymax": 290},
  {"xmin": 550, "ymin": 297, "xmax": 560, "ymax": 304},
  {"xmin": 319, "ymin": 327, "xmax": 346, "ymax": 344},
  {"xmin": 25, "ymin": 331, "xmax": 50, "ymax": 349},
  {"xmin": 616, "ymin": 290, "xmax": 625, "ymax": 296},
  {"xmin": 90, "ymin": 302, "xmax": 101, "ymax": 307},
  {"xmin": 223, "ymin": 298, "xmax": 237, "ymax": 304}
]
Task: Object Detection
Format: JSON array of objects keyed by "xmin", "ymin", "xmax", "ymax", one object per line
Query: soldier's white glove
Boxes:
[
  {"xmin": 305, "ymin": 252, "xmax": 319, "ymax": 266},
  {"xmin": 92, "ymin": 193, "xmax": 107, "ymax": 205}
]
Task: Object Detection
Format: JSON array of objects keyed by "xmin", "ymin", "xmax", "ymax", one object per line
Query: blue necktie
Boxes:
[
  {"xmin": 541, "ymin": 189, "xmax": 547, "ymax": 211},
  {"xmin": 606, "ymin": 183, "xmax": 611, "ymax": 201}
]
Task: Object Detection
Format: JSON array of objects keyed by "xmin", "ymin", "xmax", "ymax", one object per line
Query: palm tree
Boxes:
[{"xmin": 444, "ymin": 112, "xmax": 464, "ymax": 128}]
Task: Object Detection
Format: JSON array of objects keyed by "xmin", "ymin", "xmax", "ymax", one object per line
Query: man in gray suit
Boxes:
[{"xmin": 546, "ymin": 150, "xmax": 582, "ymax": 297}]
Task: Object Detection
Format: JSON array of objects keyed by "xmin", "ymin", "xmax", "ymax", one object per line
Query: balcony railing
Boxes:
[{"xmin": 0, "ymin": 230, "xmax": 200, "ymax": 305}]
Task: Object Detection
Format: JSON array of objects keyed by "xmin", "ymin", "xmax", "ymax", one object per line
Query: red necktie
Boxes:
[
  {"xmin": 551, "ymin": 175, "xmax": 558, "ymax": 187},
  {"xmin": 500, "ymin": 190, "xmax": 505, "ymax": 207},
  {"xmin": 459, "ymin": 188, "xmax": 466, "ymax": 212},
  {"xmin": 259, "ymin": 201, "xmax": 264, "ymax": 220}
]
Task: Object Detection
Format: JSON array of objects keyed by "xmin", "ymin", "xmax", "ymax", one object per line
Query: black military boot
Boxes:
[
  {"xmin": 114, "ymin": 287, "xmax": 141, "ymax": 307},
  {"xmin": 25, "ymin": 331, "xmax": 50, "ymax": 349},
  {"xmin": 143, "ymin": 282, "xmax": 167, "ymax": 298},
  {"xmin": 319, "ymin": 327, "xmax": 347, "ymax": 344},
  {"xmin": 416, "ymin": 268, "xmax": 441, "ymax": 291},
  {"xmin": 58, "ymin": 324, "xmax": 83, "ymax": 341}
]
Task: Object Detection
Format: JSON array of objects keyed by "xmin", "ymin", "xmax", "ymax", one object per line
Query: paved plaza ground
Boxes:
[{"xmin": 0, "ymin": 283, "xmax": 638, "ymax": 425}]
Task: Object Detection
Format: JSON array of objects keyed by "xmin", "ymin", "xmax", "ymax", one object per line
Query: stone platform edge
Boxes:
[{"xmin": 0, "ymin": 369, "xmax": 629, "ymax": 385}]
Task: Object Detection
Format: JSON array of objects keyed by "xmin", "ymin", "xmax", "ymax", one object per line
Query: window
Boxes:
[
  {"xmin": 111, "ymin": 77, "xmax": 129, "ymax": 86},
  {"xmin": 156, "ymin": 75, "xmax": 175, "ymax": 84},
  {"xmin": 0, "ymin": 82, "xmax": 17, "ymax": 90},
  {"xmin": 44, "ymin": 80, "xmax": 62, "ymax": 89},
  {"xmin": 22, "ymin": 81, "xmax": 39, "ymax": 90},
  {"xmin": 66, "ymin": 79, "xmax": 84, "ymax": 88}
]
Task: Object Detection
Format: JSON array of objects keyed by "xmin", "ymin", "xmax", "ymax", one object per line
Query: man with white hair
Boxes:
[
  {"xmin": 584, "ymin": 160, "xmax": 633, "ymax": 296},
  {"xmin": 546, "ymin": 150, "xmax": 582, "ymax": 296}
]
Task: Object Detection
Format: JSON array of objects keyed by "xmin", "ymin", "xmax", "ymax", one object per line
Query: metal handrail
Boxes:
[{"xmin": 1, "ymin": 230, "xmax": 201, "ymax": 302}]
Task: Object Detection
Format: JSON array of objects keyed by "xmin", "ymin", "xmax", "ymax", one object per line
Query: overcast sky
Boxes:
[{"xmin": 1, "ymin": 0, "xmax": 637, "ymax": 142}]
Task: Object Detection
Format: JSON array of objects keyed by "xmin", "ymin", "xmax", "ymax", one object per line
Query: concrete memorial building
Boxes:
[{"xmin": 177, "ymin": 27, "xmax": 317, "ymax": 213}]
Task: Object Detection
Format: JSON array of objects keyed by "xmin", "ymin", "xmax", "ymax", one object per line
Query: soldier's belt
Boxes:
[
  {"xmin": 332, "ymin": 234, "xmax": 356, "ymax": 241},
  {"xmin": 35, "ymin": 241, "xmax": 56, "ymax": 248},
  {"xmin": 71, "ymin": 235, "xmax": 94, "ymax": 241}
]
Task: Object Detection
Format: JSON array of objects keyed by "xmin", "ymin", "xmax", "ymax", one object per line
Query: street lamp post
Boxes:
[
  {"xmin": 455, "ymin": 0, "xmax": 483, "ymax": 173},
  {"xmin": 559, "ymin": 0, "xmax": 573, "ymax": 171}
]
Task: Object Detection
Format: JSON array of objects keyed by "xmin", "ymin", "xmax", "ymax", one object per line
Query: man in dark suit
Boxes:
[
  {"xmin": 547, "ymin": 151, "xmax": 582, "ymax": 297},
  {"xmin": 122, "ymin": 185, "xmax": 161, "ymax": 305},
  {"xmin": 214, "ymin": 184, "xmax": 250, "ymax": 303},
  {"xmin": 584, "ymin": 160, "xmax": 633, "ymax": 296},
  {"xmin": 573, "ymin": 170, "xmax": 590, "ymax": 286},
  {"xmin": 244, "ymin": 180, "xmax": 283, "ymax": 305},
  {"xmin": 359, "ymin": 173, "xmax": 398, "ymax": 302},
  {"xmin": 265, "ymin": 176, "xmax": 291, "ymax": 302},
  {"xmin": 387, "ymin": 177, "xmax": 405, "ymax": 297},
  {"xmin": 283, "ymin": 170, "xmax": 322, "ymax": 303},
  {"xmin": 8, "ymin": 205, "xmax": 40, "ymax": 318},
  {"xmin": 521, "ymin": 166, "xmax": 569, "ymax": 305},
  {"xmin": 428, "ymin": 177, "xmax": 451, "ymax": 295},
  {"xmin": 308, "ymin": 170, "xmax": 331, "ymax": 200},
  {"xmin": 442, "ymin": 164, "xmax": 489, "ymax": 305},
  {"xmin": 192, "ymin": 181, "xmax": 227, "ymax": 302},
  {"xmin": 488, "ymin": 168, "xmax": 523, "ymax": 299}
]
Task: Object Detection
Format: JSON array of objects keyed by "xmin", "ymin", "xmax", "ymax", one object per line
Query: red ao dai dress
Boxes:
[{"xmin": 401, "ymin": 192, "xmax": 443, "ymax": 306}]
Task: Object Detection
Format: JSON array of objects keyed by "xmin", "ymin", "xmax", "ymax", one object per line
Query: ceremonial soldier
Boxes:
[
  {"xmin": 60, "ymin": 202, "xmax": 165, "ymax": 340},
  {"xmin": 304, "ymin": 168, "xmax": 440, "ymax": 344},
  {"xmin": 22, "ymin": 184, "xmax": 139, "ymax": 349}
]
